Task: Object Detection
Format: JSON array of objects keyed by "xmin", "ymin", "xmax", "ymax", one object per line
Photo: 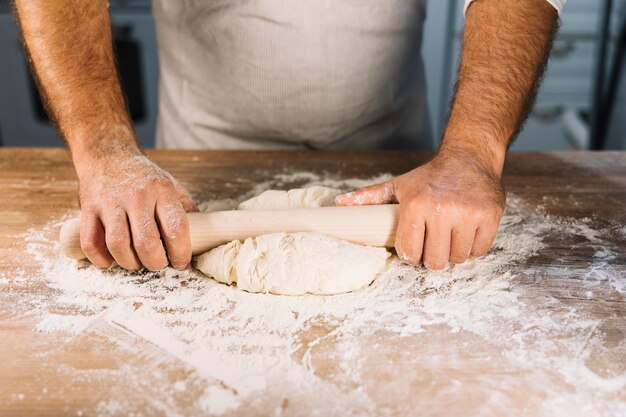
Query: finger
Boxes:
[
  {"xmin": 128, "ymin": 206, "xmax": 168, "ymax": 271},
  {"xmin": 102, "ymin": 208, "xmax": 141, "ymax": 270},
  {"xmin": 178, "ymin": 189, "xmax": 199, "ymax": 213},
  {"xmin": 335, "ymin": 181, "xmax": 397, "ymax": 206},
  {"xmin": 79, "ymin": 212, "xmax": 114, "ymax": 269},
  {"xmin": 423, "ymin": 219, "xmax": 452, "ymax": 270},
  {"xmin": 449, "ymin": 224, "xmax": 476, "ymax": 264},
  {"xmin": 182, "ymin": 198, "xmax": 199, "ymax": 213},
  {"xmin": 471, "ymin": 222, "xmax": 498, "ymax": 258},
  {"xmin": 155, "ymin": 198, "xmax": 191, "ymax": 270},
  {"xmin": 394, "ymin": 201, "xmax": 425, "ymax": 265}
]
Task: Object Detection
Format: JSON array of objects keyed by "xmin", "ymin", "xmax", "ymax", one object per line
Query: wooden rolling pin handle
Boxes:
[
  {"xmin": 60, "ymin": 218, "xmax": 84, "ymax": 261},
  {"xmin": 59, "ymin": 205, "xmax": 400, "ymax": 261}
]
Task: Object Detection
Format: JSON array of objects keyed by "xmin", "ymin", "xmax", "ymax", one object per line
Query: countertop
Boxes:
[{"xmin": 0, "ymin": 148, "xmax": 625, "ymax": 417}]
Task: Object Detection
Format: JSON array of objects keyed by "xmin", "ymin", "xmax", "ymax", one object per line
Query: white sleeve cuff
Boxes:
[{"xmin": 464, "ymin": 0, "xmax": 565, "ymax": 16}]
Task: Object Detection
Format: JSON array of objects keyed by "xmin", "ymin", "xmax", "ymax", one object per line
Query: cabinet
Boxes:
[
  {"xmin": 431, "ymin": 0, "xmax": 612, "ymax": 151},
  {"xmin": 0, "ymin": 1, "xmax": 158, "ymax": 147}
]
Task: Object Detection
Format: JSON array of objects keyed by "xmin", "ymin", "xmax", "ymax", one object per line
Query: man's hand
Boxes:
[
  {"xmin": 77, "ymin": 149, "xmax": 197, "ymax": 271},
  {"xmin": 336, "ymin": 149, "xmax": 505, "ymax": 269},
  {"xmin": 14, "ymin": 0, "xmax": 199, "ymax": 270},
  {"xmin": 337, "ymin": 0, "xmax": 557, "ymax": 268}
]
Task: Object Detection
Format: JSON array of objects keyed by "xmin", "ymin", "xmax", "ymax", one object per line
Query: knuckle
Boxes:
[
  {"xmin": 133, "ymin": 186, "xmax": 148, "ymax": 198},
  {"xmin": 183, "ymin": 200, "xmax": 199, "ymax": 213},
  {"xmin": 164, "ymin": 206, "xmax": 188, "ymax": 235},
  {"xmin": 481, "ymin": 202, "xmax": 503, "ymax": 217},
  {"xmin": 155, "ymin": 179, "xmax": 176, "ymax": 193},
  {"xmin": 428, "ymin": 199, "xmax": 454, "ymax": 220},
  {"xmin": 179, "ymin": 196, "xmax": 195, "ymax": 211},
  {"xmin": 406, "ymin": 198, "xmax": 422, "ymax": 213},
  {"xmin": 134, "ymin": 235, "xmax": 163, "ymax": 254},
  {"xmin": 81, "ymin": 205, "xmax": 98, "ymax": 215},
  {"xmin": 437, "ymin": 196, "xmax": 454, "ymax": 207},
  {"xmin": 470, "ymin": 207, "xmax": 494, "ymax": 223},
  {"xmin": 80, "ymin": 238, "xmax": 100, "ymax": 254},
  {"xmin": 129, "ymin": 195, "xmax": 148, "ymax": 210},
  {"xmin": 106, "ymin": 234, "xmax": 128, "ymax": 251},
  {"xmin": 482, "ymin": 206, "xmax": 500, "ymax": 219},
  {"xmin": 469, "ymin": 209, "xmax": 486, "ymax": 222},
  {"xmin": 165, "ymin": 230, "xmax": 183, "ymax": 243}
]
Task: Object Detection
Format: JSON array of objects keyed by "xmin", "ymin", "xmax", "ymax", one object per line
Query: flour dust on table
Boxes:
[
  {"xmin": 10, "ymin": 171, "xmax": 626, "ymax": 417},
  {"xmin": 194, "ymin": 186, "xmax": 391, "ymax": 295}
]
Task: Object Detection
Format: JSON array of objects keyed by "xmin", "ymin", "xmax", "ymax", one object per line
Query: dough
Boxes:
[
  {"xmin": 195, "ymin": 186, "xmax": 390, "ymax": 295},
  {"xmin": 195, "ymin": 232, "xmax": 390, "ymax": 295},
  {"xmin": 237, "ymin": 186, "xmax": 341, "ymax": 210}
]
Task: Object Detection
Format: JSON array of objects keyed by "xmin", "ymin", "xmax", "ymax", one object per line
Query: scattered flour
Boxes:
[
  {"xmin": 35, "ymin": 313, "xmax": 95, "ymax": 334},
  {"xmin": 7, "ymin": 171, "xmax": 625, "ymax": 416}
]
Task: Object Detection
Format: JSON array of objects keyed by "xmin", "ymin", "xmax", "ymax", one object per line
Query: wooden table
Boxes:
[{"xmin": 0, "ymin": 148, "xmax": 625, "ymax": 417}]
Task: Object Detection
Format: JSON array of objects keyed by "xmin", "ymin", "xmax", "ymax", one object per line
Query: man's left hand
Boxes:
[{"xmin": 335, "ymin": 150, "xmax": 505, "ymax": 269}]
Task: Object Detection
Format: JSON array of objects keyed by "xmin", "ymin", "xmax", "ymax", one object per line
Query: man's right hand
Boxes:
[
  {"xmin": 14, "ymin": 1, "xmax": 197, "ymax": 271},
  {"xmin": 76, "ymin": 150, "xmax": 198, "ymax": 271}
]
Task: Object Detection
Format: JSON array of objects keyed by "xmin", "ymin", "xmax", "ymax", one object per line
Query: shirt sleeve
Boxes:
[{"xmin": 464, "ymin": 0, "xmax": 565, "ymax": 16}]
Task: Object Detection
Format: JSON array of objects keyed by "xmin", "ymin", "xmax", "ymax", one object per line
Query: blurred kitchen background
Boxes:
[{"xmin": 0, "ymin": 0, "xmax": 625, "ymax": 150}]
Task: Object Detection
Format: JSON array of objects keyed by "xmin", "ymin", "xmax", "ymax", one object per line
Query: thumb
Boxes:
[
  {"xmin": 335, "ymin": 181, "xmax": 397, "ymax": 206},
  {"xmin": 179, "ymin": 192, "xmax": 199, "ymax": 213}
]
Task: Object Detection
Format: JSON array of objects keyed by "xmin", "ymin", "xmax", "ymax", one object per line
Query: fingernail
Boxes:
[
  {"xmin": 396, "ymin": 249, "xmax": 412, "ymax": 264},
  {"xmin": 424, "ymin": 263, "xmax": 447, "ymax": 271},
  {"xmin": 148, "ymin": 262, "xmax": 169, "ymax": 272}
]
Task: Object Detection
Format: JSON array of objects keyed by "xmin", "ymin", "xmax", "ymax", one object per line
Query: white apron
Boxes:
[{"xmin": 153, "ymin": 0, "xmax": 432, "ymax": 150}]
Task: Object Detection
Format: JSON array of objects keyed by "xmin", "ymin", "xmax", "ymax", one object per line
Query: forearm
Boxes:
[
  {"xmin": 14, "ymin": 0, "xmax": 139, "ymax": 174},
  {"xmin": 442, "ymin": 0, "xmax": 559, "ymax": 175}
]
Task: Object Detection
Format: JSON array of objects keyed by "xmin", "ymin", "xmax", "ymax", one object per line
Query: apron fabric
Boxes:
[{"xmin": 153, "ymin": 0, "xmax": 432, "ymax": 150}]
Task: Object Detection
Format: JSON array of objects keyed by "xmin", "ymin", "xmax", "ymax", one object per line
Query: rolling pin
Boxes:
[{"xmin": 59, "ymin": 204, "xmax": 400, "ymax": 260}]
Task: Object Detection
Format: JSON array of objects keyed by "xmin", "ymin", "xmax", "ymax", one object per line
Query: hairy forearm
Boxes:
[
  {"xmin": 442, "ymin": 0, "xmax": 558, "ymax": 174},
  {"xmin": 14, "ymin": 0, "xmax": 139, "ymax": 172}
]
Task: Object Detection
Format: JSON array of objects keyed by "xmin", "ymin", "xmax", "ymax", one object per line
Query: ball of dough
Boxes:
[
  {"xmin": 195, "ymin": 232, "xmax": 390, "ymax": 295},
  {"xmin": 195, "ymin": 186, "xmax": 391, "ymax": 295}
]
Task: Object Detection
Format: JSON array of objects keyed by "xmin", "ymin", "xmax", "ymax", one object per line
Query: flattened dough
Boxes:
[
  {"xmin": 195, "ymin": 232, "xmax": 390, "ymax": 295},
  {"xmin": 195, "ymin": 186, "xmax": 390, "ymax": 295}
]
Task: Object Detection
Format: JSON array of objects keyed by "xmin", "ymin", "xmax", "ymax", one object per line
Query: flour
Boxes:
[
  {"xmin": 12, "ymin": 171, "xmax": 626, "ymax": 417},
  {"xmin": 35, "ymin": 313, "xmax": 95, "ymax": 334}
]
